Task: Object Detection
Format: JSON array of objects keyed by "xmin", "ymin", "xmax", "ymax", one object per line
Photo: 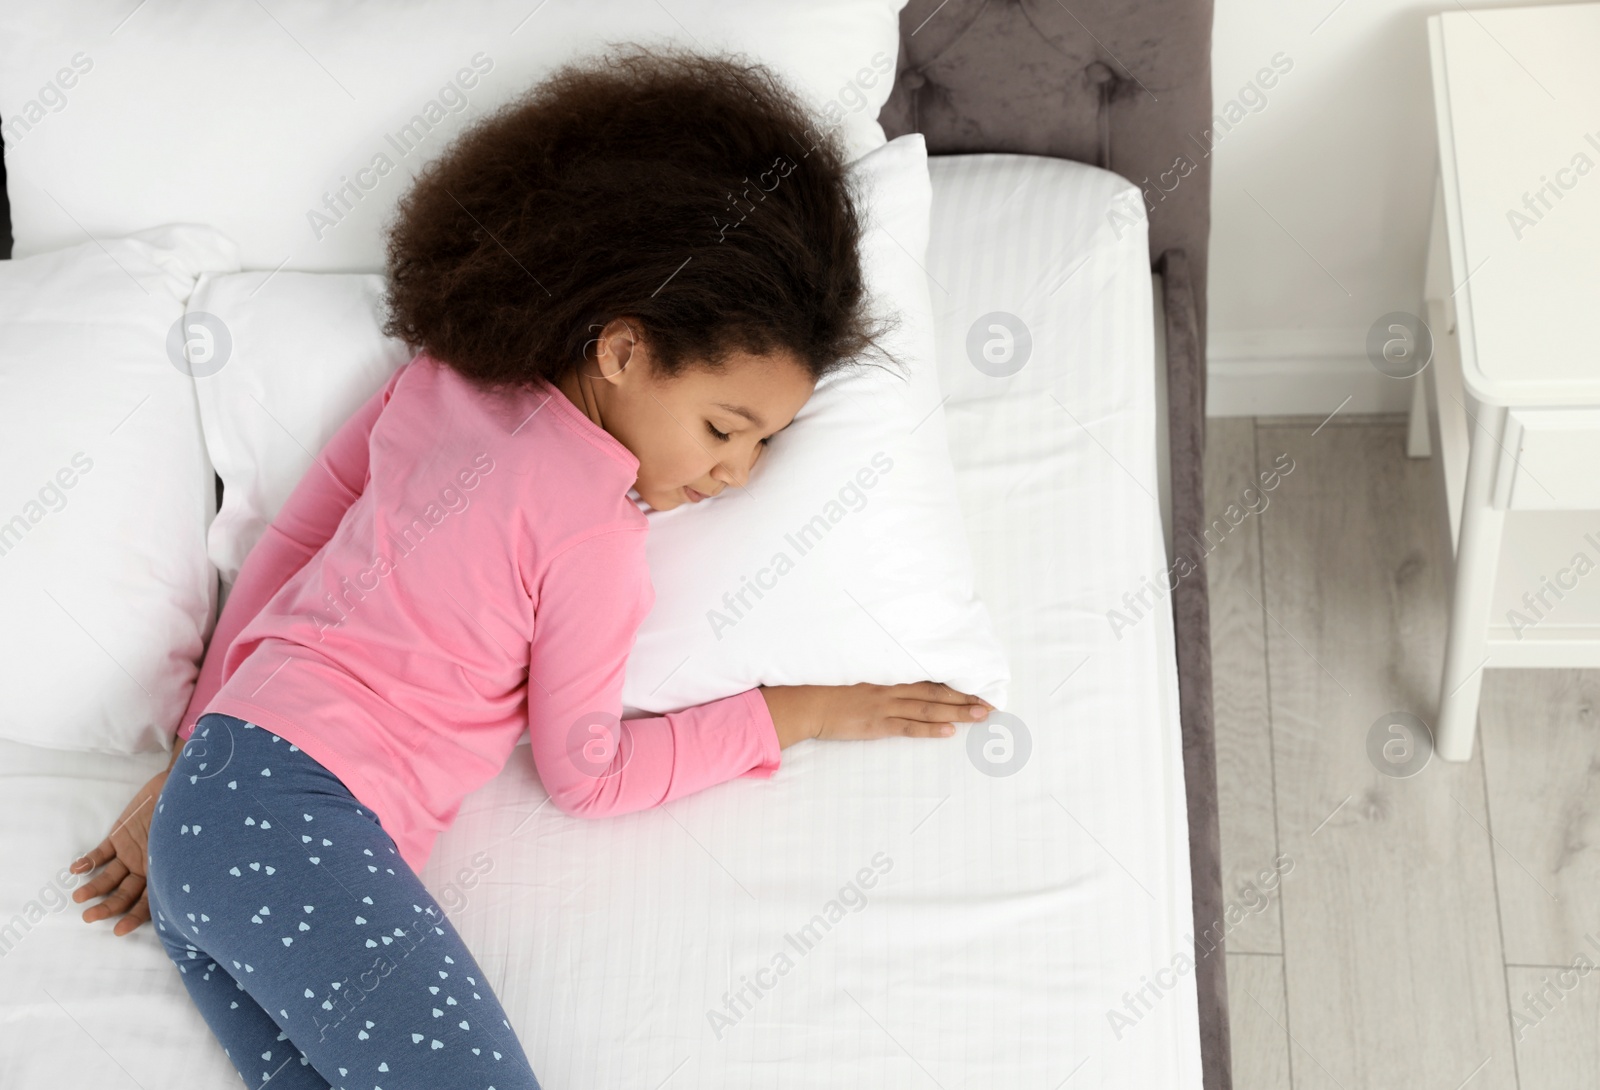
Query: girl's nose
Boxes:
[{"xmin": 716, "ymin": 443, "xmax": 762, "ymax": 490}]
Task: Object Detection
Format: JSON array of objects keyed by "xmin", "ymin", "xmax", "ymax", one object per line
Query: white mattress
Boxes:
[{"xmin": 0, "ymin": 155, "xmax": 1200, "ymax": 1088}]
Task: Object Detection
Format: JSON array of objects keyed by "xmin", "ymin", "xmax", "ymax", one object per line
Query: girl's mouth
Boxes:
[{"xmin": 684, "ymin": 485, "xmax": 707, "ymax": 503}]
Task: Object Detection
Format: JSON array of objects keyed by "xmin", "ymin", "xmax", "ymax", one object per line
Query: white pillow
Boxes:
[
  {"xmin": 0, "ymin": 224, "xmax": 242, "ymax": 754},
  {"xmin": 622, "ymin": 134, "xmax": 1010, "ymax": 712},
  {"xmin": 190, "ymin": 135, "xmax": 1010, "ymax": 714},
  {"xmin": 187, "ymin": 272, "xmax": 415, "ymax": 585},
  {"xmin": 0, "ymin": 0, "xmax": 906, "ymax": 273}
]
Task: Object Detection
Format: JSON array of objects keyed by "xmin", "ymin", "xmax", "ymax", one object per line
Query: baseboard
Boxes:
[{"xmin": 1206, "ymin": 331, "xmax": 1418, "ymax": 417}]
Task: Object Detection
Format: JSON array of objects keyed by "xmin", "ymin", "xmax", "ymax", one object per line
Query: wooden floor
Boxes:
[{"xmin": 1207, "ymin": 416, "xmax": 1600, "ymax": 1090}]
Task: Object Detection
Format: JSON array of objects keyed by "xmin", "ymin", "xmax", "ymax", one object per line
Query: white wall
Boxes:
[{"xmin": 1205, "ymin": 0, "xmax": 1584, "ymax": 416}]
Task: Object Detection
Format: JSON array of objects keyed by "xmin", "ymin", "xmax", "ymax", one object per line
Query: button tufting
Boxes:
[{"xmin": 903, "ymin": 68, "xmax": 927, "ymax": 91}]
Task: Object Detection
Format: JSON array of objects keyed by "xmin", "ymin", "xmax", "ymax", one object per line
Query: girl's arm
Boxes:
[
  {"xmin": 174, "ymin": 366, "xmax": 407, "ymax": 743},
  {"xmin": 525, "ymin": 526, "xmax": 783, "ymax": 817}
]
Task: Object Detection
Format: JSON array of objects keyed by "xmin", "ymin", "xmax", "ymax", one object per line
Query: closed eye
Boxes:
[{"xmin": 707, "ymin": 422, "xmax": 775, "ymax": 445}]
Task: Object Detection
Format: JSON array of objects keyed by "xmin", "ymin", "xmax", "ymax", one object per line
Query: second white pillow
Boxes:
[{"xmin": 621, "ymin": 134, "xmax": 1010, "ymax": 713}]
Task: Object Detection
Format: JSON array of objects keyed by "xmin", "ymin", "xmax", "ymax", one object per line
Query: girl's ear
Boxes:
[{"xmin": 595, "ymin": 316, "xmax": 643, "ymax": 388}]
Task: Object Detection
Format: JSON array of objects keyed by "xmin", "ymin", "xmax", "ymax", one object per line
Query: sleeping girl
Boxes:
[{"xmin": 68, "ymin": 45, "xmax": 990, "ymax": 1090}]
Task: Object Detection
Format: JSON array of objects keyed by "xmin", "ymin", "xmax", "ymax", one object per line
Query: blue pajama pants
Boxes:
[{"xmin": 145, "ymin": 713, "xmax": 541, "ymax": 1090}]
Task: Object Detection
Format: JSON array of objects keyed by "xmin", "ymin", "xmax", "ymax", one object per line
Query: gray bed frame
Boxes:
[{"xmin": 878, "ymin": 3, "xmax": 1226, "ymax": 1086}]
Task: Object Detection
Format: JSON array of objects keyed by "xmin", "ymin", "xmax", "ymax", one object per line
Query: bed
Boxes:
[{"xmin": 0, "ymin": 1, "xmax": 1223, "ymax": 1086}]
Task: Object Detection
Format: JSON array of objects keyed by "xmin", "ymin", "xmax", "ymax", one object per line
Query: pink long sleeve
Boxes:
[
  {"xmin": 525, "ymin": 526, "xmax": 781, "ymax": 817},
  {"xmin": 175, "ymin": 366, "xmax": 405, "ymax": 742},
  {"xmin": 201, "ymin": 353, "xmax": 783, "ymax": 872}
]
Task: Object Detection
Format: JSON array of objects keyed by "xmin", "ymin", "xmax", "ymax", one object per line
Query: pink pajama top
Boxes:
[{"xmin": 175, "ymin": 352, "xmax": 782, "ymax": 873}]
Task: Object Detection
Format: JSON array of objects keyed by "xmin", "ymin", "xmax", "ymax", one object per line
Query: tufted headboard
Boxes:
[
  {"xmin": 879, "ymin": 0, "xmax": 1212, "ymax": 351},
  {"xmin": 877, "ymin": 2, "xmax": 1225, "ymax": 1087}
]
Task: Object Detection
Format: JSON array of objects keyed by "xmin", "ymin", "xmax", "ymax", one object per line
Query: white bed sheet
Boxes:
[{"xmin": 0, "ymin": 155, "xmax": 1201, "ymax": 1089}]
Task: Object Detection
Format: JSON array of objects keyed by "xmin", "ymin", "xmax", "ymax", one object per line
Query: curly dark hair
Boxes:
[{"xmin": 381, "ymin": 43, "xmax": 900, "ymax": 394}]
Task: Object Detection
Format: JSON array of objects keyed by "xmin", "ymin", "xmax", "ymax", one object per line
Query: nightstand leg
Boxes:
[
  {"xmin": 1407, "ymin": 370, "xmax": 1431, "ymax": 458},
  {"xmin": 1435, "ymin": 403, "xmax": 1505, "ymax": 761}
]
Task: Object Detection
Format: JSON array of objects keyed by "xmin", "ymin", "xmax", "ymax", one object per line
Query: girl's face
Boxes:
[{"xmin": 561, "ymin": 318, "xmax": 817, "ymax": 512}]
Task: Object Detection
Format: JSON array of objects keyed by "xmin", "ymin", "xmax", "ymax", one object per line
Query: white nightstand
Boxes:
[{"xmin": 1417, "ymin": 3, "xmax": 1600, "ymax": 761}]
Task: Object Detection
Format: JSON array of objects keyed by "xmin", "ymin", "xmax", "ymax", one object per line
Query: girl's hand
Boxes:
[
  {"xmin": 759, "ymin": 682, "xmax": 994, "ymax": 748},
  {"xmin": 69, "ymin": 765, "xmax": 169, "ymax": 936}
]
